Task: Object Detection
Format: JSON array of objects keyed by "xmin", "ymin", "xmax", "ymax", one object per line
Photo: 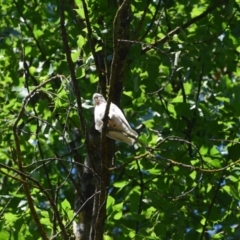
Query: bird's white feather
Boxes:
[{"xmin": 93, "ymin": 93, "xmax": 138, "ymax": 145}]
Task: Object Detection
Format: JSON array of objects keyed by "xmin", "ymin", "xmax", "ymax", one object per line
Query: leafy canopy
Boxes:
[{"xmin": 1, "ymin": 0, "xmax": 240, "ymax": 239}]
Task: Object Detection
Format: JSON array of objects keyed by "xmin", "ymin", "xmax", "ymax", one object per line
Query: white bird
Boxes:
[{"xmin": 93, "ymin": 93, "xmax": 138, "ymax": 145}]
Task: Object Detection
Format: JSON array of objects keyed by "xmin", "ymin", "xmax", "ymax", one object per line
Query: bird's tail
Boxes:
[{"xmin": 107, "ymin": 129, "xmax": 138, "ymax": 145}]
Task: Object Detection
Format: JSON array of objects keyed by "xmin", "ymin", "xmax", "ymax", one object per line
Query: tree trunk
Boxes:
[{"xmin": 73, "ymin": 0, "xmax": 131, "ymax": 239}]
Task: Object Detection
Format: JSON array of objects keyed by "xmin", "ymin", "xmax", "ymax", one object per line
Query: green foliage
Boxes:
[{"xmin": 1, "ymin": 0, "xmax": 240, "ymax": 239}]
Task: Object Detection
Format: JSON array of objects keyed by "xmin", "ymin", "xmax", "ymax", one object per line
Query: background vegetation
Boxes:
[{"xmin": 1, "ymin": 0, "xmax": 240, "ymax": 239}]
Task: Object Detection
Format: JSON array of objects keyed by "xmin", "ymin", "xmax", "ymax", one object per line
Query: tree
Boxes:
[{"xmin": 1, "ymin": 0, "xmax": 240, "ymax": 239}]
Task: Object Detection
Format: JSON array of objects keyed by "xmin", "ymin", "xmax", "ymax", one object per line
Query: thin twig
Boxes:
[
  {"xmin": 50, "ymin": 191, "xmax": 100, "ymax": 239},
  {"xmin": 140, "ymin": 0, "xmax": 162, "ymax": 40},
  {"xmin": 0, "ymin": 162, "xmax": 69, "ymax": 239},
  {"xmin": 81, "ymin": 0, "xmax": 105, "ymax": 93},
  {"xmin": 133, "ymin": 0, "xmax": 151, "ymax": 39},
  {"xmin": 13, "ymin": 0, "xmax": 48, "ymax": 62},
  {"xmin": 135, "ymin": 160, "xmax": 144, "ymax": 234},
  {"xmin": 199, "ymin": 174, "xmax": 224, "ymax": 240},
  {"xmin": 60, "ymin": 0, "xmax": 87, "ymax": 142},
  {"xmin": 118, "ymin": 39, "xmax": 175, "ymax": 95},
  {"xmin": 105, "ymin": 0, "xmax": 129, "ymax": 118},
  {"xmin": 95, "ymin": 2, "xmax": 130, "ymax": 239},
  {"xmin": 142, "ymin": 0, "xmax": 227, "ymax": 53},
  {"xmin": 12, "ymin": 78, "xmax": 60, "ymax": 240}
]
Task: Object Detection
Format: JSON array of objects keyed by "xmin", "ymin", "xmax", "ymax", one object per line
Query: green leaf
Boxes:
[
  {"xmin": 106, "ymin": 195, "xmax": 115, "ymax": 209},
  {"xmin": 71, "ymin": 49, "xmax": 81, "ymax": 63},
  {"xmin": 103, "ymin": 235, "xmax": 113, "ymax": 240},
  {"xmin": 203, "ymin": 157, "xmax": 221, "ymax": 168},
  {"xmin": 61, "ymin": 199, "xmax": 71, "ymax": 211},
  {"xmin": 75, "ymin": 7, "xmax": 85, "ymax": 19},
  {"xmin": 113, "ymin": 180, "xmax": 128, "ymax": 189},
  {"xmin": 183, "ymin": 82, "xmax": 192, "ymax": 95},
  {"xmin": 172, "ymin": 96, "xmax": 183, "ymax": 103},
  {"xmin": 113, "ymin": 211, "xmax": 122, "ymax": 220},
  {"xmin": 76, "ymin": 67, "xmax": 85, "ymax": 79},
  {"xmin": 4, "ymin": 213, "xmax": 18, "ymax": 223},
  {"xmin": 147, "ymin": 168, "xmax": 161, "ymax": 175},
  {"xmin": 200, "ymin": 145, "xmax": 208, "ymax": 155},
  {"xmin": 112, "ymin": 202, "xmax": 123, "ymax": 212},
  {"xmin": 77, "ymin": 35, "xmax": 86, "ymax": 48},
  {"xmin": 123, "ymin": 91, "xmax": 133, "ymax": 98},
  {"xmin": 29, "ymin": 66, "xmax": 36, "ymax": 75},
  {"xmin": 189, "ymin": 171, "xmax": 197, "ymax": 180},
  {"xmin": 0, "ymin": 230, "xmax": 10, "ymax": 239},
  {"xmin": 40, "ymin": 218, "xmax": 52, "ymax": 228}
]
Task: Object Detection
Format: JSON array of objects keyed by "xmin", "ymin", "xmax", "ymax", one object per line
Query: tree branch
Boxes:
[
  {"xmin": 0, "ymin": 162, "xmax": 69, "ymax": 238},
  {"xmin": 133, "ymin": 0, "xmax": 151, "ymax": 39},
  {"xmin": 60, "ymin": 0, "xmax": 87, "ymax": 142},
  {"xmin": 140, "ymin": 0, "xmax": 162, "ymax": 40},
  {"xmin": 12, "ymin": 75, "xmax": 69, "ymax": 239},
  {"xmin": 12, "ymin": 77, "xmax": 61, "ymax": 240},
  {"xmin": 81, "ymin": 0, "xmax": 106, "ymax": 94},
  {"xmin": 94, "ymin": 1, "xmax": 131, "ymax": 239},
  {"xmin": 199, "ymin": 174, "xmax": 224, "ymax": 240},
  {"xmin": 143, "ymin": 0, "xmax": 228, "ymax": 53},
  {"xmin": 13, "ymin": 0, "xmax": 48, "ymax": 62}
]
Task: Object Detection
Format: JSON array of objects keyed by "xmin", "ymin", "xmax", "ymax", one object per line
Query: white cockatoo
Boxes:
[{"xmin": 93, "ymin": 93, "xmax": 138, "ymax": 145}]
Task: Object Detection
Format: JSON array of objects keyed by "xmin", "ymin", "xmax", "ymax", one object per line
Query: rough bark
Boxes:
[
  {"xmin": 73, "ymin": 0, "xmax": 131, "ymax": 239},
  {"xmin": 73, "ymin": 121, "xmax": 101, "ymax": 240}
]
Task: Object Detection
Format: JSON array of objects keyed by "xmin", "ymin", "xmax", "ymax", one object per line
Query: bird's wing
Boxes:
[
  {"xmin": 94, "ymin": 101, "xmax": 138, "ymax": 145},
  {"xmin": 109, "ymin": 103, "xmax": 138, "ymax": 139},
  {"xmin": 109, "ymin": 103, "xmax": 131, "ymax": 129}
]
